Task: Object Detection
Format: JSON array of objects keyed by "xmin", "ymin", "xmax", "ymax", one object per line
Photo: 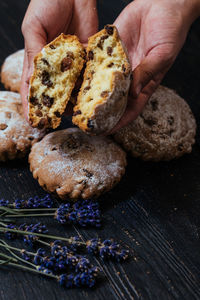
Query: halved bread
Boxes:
[
  {"xmin": 72, "ymin": 25, "xmax": 132, "ymax": 135},
  {"xmin": 28, "ymin": 34, "xmax": 86, "ymax": 129}
]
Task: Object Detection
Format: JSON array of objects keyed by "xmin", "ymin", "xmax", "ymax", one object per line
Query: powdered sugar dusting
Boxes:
[
  {"xmin": 30, "ymin": 128, "xmax": 126, "ymax": 199},
  {"xmin": 1, "ymin": 49, "xmax": 24, "ymax": 92},
  {"xmin": 0, "ymin": 91, "xmax": 45, "ymax": 161}
]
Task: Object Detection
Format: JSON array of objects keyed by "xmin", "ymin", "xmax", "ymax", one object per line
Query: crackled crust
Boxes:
[
  {"xmin": 113, "ymin": 86, "xmax": 196, "ymax": 161},
  {"xmin": 0, "ymin": 91, "xmax": 45, "ymax": 161},
  {"xmin": 29, "ymin": 128, "xmax": 127, "ymax": 200},
  {"xmin": 1, "ymin": 49, "xmax": 24, "ymax": 93},
  {"xmin": 28, "ymin": 34, "xmax": 85, "ymax": 129},
  {"xmin": 72, "ymin": 25, "xmax": 132, "ymax": 135}
]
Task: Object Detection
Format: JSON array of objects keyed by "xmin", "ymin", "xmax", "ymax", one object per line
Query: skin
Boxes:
[
  {"xmin": 21, "ymin": 0, "xmax": 200, "ymax": 130},
  {"xmin": 110, "ymin": 0, "xmax": 200, "ymax": 132}
]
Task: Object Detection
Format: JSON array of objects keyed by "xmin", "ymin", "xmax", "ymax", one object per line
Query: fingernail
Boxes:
[{"xmin": 136, "ymin": 84, "xmax": 142, "ymax": 96}]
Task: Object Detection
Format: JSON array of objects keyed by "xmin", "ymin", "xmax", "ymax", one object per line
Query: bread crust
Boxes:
[
  {"xmin": 0, "ymin": 91, "xmax": 45, "ymax": 161},
  {"xmin": 1, "ymin": 49, "xmax": 24, "ymax": 93}
]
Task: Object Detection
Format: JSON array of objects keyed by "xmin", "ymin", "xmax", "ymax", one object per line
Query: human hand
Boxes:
[
  {"xmin": 21, "ymin": 0, "xmax": 98, "ymax": 119},
  {"xmin": 111, "ymin": 0, "xmax": 200, "ymax": 132}
]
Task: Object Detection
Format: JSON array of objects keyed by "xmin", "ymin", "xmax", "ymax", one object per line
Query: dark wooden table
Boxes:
[{"xmin": 0, "ymin": 1, "xmax": 200, "ymax": 299}]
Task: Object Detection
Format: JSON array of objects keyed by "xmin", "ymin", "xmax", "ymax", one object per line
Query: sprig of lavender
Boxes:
[
  {"xmin": 0, "ymin": 199, "xmax": 101, "ymax": 228},
  {"xmin": 0, "ymin": 194, "xmax": 54, "ymax": 209},
  {"xmin": 2, "ymin": 222, "xmax": 48, "ymax": 246},
  {"xmin": 0, "ymin": 241, "xmax": 99, "ymax": 288},
  {"xmin": 0, "ymin": 257, "xmax": 97, "ymax": 288},
  {"xmin": 0, "ymin": 225, "xmax": 129, "ymax": 261},
  {"xmin": 55, "ymin": 200, "xmax": 101, "ymax": 227}
]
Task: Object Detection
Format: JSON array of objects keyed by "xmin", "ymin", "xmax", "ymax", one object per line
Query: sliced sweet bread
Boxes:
[
  {"xmin": 28, "ymin": 34, "xmax": 86, "ymax": 129},
  {"xmin": 72, "ymin": 25, "xmax": 132, "ymax": 135}
]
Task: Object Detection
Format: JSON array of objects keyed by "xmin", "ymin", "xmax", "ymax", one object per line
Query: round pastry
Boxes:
[
  {"xmin": 1, "ymin": 49, "xmax": 24, "ymax": 93},
  {"xmin": 29, "ymin": 128, "xmax": 127, "ymax": 200},
  {"xmin": 72, "ymin": 25, "xmax": 132, "ymax": 135},
  {"xmin": 0, "ymin": 91, "xmax": 45, "ymax": 161},
  {"xmin": 113, "ymin": 85, "xmax": 196, "ymax": 161}
]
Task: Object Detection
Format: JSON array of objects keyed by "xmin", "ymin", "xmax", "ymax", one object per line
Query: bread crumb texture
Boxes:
[{"xmin": 29, "ymin": 34, "xmax": 86, "ymax": 129}]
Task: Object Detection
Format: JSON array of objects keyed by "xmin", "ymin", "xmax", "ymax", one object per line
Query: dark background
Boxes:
[{"xmin": 0, "ymin": 0, "xmax": 200, "ymax": 299}]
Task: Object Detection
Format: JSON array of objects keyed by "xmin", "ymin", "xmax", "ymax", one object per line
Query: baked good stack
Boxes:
[{"xmin": 0, "ymin": 25, "xmax": 197, "ymax": 200}]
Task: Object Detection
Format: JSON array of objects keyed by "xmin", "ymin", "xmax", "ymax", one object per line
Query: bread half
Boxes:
[
  {"xmin": 28, "ymin": 34, "xmax": 86, "ymax": 129},
  {"xmin": 72, "ymin": 25, "xmax": 132, "ymax": 135}
]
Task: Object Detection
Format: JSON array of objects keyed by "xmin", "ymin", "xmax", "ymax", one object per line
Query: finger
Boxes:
[
  {"xmin": 132, "ymin": 45, "xmax": 174, "ymax": 98},
  {"xmin": 20, "ymin": 51, "xmax": 29, "ymax": 121},
  {"xmin": 70, "ymin": 0, "xmax": 98, "ymax": 43},
  {"xmin": 63, "ymin": 101, "xmax": 74, "ymax": 117},
  {"xmin": 109, "ymin": 79, "xmax": 158, "ymax": 134}
]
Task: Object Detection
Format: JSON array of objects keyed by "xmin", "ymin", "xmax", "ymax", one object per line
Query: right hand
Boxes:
[{"xmin": 21, "ymin": 0, "xmax": 98, "ymax": 119}]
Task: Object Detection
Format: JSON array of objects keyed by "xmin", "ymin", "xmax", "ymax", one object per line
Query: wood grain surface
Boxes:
[{"xmin": 0, "ymin": 1, "xmax": 200, "ymax": 299}]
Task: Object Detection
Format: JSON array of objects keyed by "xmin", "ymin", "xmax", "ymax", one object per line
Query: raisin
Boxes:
[
  {"xmin": 49, "ymin": 45, "xmax": 56, "ymax": 49},
  {"xmin": 88, "ymin": 51, "xmax": 94, "ymax": 60},
  {"xmin": 144, "ymin": 118, "xmax": 156, "ymax": 126},
  {"xmin": 83, "ymin": 86, "xmax": 91, "ymax": 93},
  {"xmin": 38, "ymin": 118, "xmax": 47, "ymax": 129},
  {"xmin": 97, "ymin": 41, "xmax": 103, "ymax": 50},
  {"xmin": 54, "ymin": 111, "xmax": 61, "ymax": 118},
  {"xmin": 83, "ymin": 168, "xmax": 93, "ymax": 178},
  {"xmin": 64, "ymin": 136, "xmax": 80, "ymax": 149},
  {"xmin": 105, "ymin": 25, "xmax": 114, "ymax": 35},
  {"xmin": 178, "ymin": 143, "xmax": 183, "ymax": 151},
  {"xmin": 61, "ymin": 57, "xmax": 72, "ymax": 72},
  {"xmin": 30, "ymin": 97, "xmax": 38, "ymax": 105},
  {"xmin": 73, "ymin": 110, "xmax": 82, "ymax": 116},
  {"xmin": 122, "ymin": 64, "xmax": 126, "ymax": 73},
  {"xmin": 101, "ymin": 35, "xmax": 109, "ymax": 41},
  {"xmin": 0, "ymin": 123, "xmax": 7, "ymax": 130},
  {"xmin": 42, "ymin": 93, "xmax": 54, "ymax": 108},
  {"xmin": 5, "ymin": 112, "xmax": 11, "ymax": 118},
  {"xmin": 107, "ymin": 46, "xmax": 113, "ymax": 56},
  {"xmin": 107, "ymin": 62, "xmax": 114, "ymax": 68},
  {"xmin": 41, "ymin": 58, "xmax": 50, "ymax": 66},
  {"xmin": 87, "ymin": 119, "xmax": 94, "ymax": 129},
  {"xmin": 151, "ymin": 100, "xmax": 158, "ymax": 111},
  {"xmin": 47, "ymin": 116, "xmax": 52, "ymax": 126},
  {"xmin": 35, "ymin": 109, "xmax": 43, "ymax": 117},
  {"xmin": 168, "ymin": 116, "xmax": 174, "ymax": 125},
  {"xmin": 66, "ymin": 51, "xmax": 74, "ymax": 59},
  {"xmin": 41, "ymin": 70, "xmax": 53, "ymax": 87},
  {"xmin": 101, "ymin": 91, "xmax": 109, "ymax": 98}
]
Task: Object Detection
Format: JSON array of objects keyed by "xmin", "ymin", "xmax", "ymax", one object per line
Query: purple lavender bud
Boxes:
[
  {"xmin": 0, "ymin": 199, "xmax": 9, "ymax": 207},
  {"xmin": 86, "ymin": 238, "xmax": 129, "ymax": 261},
  {"xmin": 55, "ymin": 200, "xmax": 101, "ymax": 227},
  {"xmin": 5, "ymin": 224, "xmax": 17, "ymax": 239},
  {"xmin": 21, "ymin": 250, "xmax": 31, "ymax": 261}
]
